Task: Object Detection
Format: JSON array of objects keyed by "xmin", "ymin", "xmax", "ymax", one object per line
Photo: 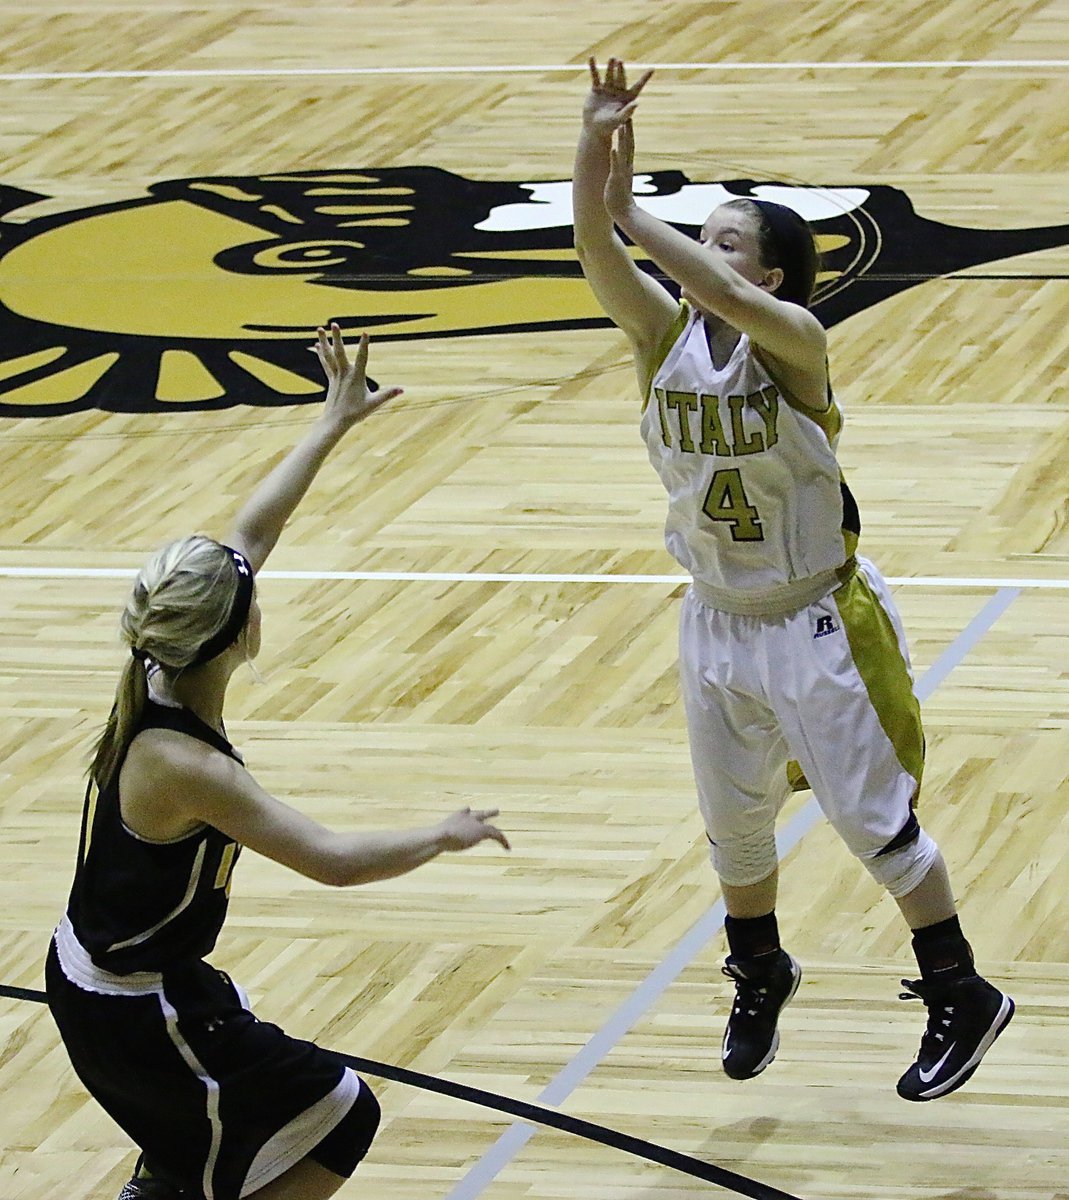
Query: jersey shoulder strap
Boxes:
[{"xmin": 139, "ymin": 700, "xmax": 241, "ymax": 761}]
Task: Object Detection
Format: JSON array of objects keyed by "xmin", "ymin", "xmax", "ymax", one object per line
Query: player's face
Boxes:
[
  {"xmin": 680, "ymin": 204, "xmax": 784, "ymax": 315},
  {"xmin": 697, "ymin": 205, "xmax": 769, "ymax": 286}
]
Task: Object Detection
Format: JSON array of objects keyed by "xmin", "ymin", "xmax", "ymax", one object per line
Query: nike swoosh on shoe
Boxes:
[{"xmin": 918, "ymin": 1041, "xmax": 956, "ymax": 1083}]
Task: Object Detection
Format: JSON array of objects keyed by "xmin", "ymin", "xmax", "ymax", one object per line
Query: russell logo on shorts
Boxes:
[{"xmin": 814, "ymin": 615, "xmax": 839, "ymax": 638}]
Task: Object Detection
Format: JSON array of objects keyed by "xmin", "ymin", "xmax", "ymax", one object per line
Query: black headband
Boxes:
[{"xmin": 189, "ymin": 545, "xmax": 255, "ymax": 666}]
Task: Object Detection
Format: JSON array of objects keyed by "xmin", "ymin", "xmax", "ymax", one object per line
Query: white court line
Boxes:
[
  {"xmin": 0, "ymin": 60, "xmax": 1066, "ymax": 82},
  {"xmin": 0, "ymin": 566, "xmax": 1067, "ymax": 588}
]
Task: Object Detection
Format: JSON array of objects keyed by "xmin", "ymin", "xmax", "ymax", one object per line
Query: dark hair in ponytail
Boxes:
[{"xmin": 725, "ymin": 198, "xmax": 820, "ymax": 308}]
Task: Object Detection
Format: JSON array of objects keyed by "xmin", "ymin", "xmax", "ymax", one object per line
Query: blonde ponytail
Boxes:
[
  {"xmin": 87, "ymin": 535, "xmax": 244, "ymax": 787},
  {"xmin": 89, "ymin": 653, "xmax": 149, "ymax": 789}
]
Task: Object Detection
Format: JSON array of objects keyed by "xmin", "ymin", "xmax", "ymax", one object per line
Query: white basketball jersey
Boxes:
[{"xmin": 641, "ymin": 304, "xmax": 855, "ymax": 602}]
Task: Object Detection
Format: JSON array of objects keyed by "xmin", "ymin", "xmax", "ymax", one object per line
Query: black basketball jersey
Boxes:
[{"xmin": 65, "ymin": 700, "xmax": 243, "ymax": 974}]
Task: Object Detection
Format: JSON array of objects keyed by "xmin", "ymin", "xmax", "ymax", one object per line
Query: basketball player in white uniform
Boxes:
[
  {"xmin": 572, "ymin": 57, "xmax": 1013, "ymax": 1100},
  {"xmin": 46, "ymin": 326, "xmax": 510, "ymax": 1200}
]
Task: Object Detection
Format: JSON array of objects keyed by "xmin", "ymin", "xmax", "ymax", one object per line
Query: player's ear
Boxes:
[{"xmin": 761, "ymin": 266, "xmax": 785, "ymax": 295}]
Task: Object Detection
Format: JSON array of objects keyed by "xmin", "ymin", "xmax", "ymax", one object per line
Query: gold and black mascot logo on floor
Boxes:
[{"xmin": 0, "ymin": 168, "xmax": 1065, "ymax": 416}]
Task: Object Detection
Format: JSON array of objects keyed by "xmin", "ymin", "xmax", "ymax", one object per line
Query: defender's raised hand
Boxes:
[
  {"xmin": 582, "ymin": 56, "xmax": 653, "ymax": 140},
  {"xmin": 315, "ymin": 322, "xmax": 404, "ymax": 430},
  {"xmin": 226, "ymin": 325, "xmax": 405, "ymax": 571}
]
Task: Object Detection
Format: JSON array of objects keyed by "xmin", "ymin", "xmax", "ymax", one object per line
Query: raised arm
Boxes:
[
  {"xmin": 573, "ymin": 58, "xmax": 678, "ymax": 369},
  {"xmin": 604, "ymin": 122, "xmax": 828, "ymax": 404},
  {"xmin": 225, "ymin": 325, "xmax": 403, "ymax": 573}
]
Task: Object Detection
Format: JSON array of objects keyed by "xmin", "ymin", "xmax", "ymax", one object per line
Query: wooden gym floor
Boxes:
[{"xmin": 0, "ymin": 3, "xmax": 1066, "ymax": 1199}]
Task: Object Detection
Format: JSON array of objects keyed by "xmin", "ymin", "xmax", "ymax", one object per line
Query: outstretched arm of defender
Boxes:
[
  {"xmin": 226, "ymin": 324, "xmax": 404, "ymax": 573},
  {"xmin": 573, "ymin": 58, "xmax": 678, "ymax": 363},
  {"xmin": 128, "ymin": 733, "xmax": 510, "ymax": 888}
]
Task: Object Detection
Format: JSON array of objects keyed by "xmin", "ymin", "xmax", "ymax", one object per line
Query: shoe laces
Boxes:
[
  {"xmin": 900, "ymin": 977, "xmax": 956, "ymax": 1053},
  {"xmin": 723, "ymin": 963, "xmax": 775, "ymax": 1018}
]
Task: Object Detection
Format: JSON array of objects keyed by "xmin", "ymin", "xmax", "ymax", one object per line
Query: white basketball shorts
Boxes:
[{"xmin": 679, "ymin": 556, "xmax": 924, "ymax": 863}]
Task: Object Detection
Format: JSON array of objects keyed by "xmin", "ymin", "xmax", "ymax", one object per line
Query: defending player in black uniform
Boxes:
[{"xmin": 45, "ymin": 325, "xmax": 510, "ymax": 1200}]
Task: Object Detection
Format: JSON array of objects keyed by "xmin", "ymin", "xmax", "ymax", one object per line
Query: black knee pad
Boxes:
[{"xmin": 307, "ymin": 1079, "xmax": 381, "ymax": 1177}]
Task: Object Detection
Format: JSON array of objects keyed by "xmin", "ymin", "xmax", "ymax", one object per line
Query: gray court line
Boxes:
[
  {"xmin": 443, "ymin": 900, "xmax": 731, "ymax": 1198},
  {"xmin": 912, "ymin": 587, "xmax": 1022, "ymax": 700},
  {"xmin": 445, "ymin": 585, "xmax": 1023, "ymax": 1199}
]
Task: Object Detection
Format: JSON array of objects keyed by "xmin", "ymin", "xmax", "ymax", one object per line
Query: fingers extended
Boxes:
[
  {"xmin": 330, "ymin": 321, "xmax": 346, "ymax": 362},
  {"xmin": 353, "ymin": 331, "xmax": 369, "ymax": 374},
  {"xmin": 628, "ymin": 68, "xmax": 654, "ymax": 98}
]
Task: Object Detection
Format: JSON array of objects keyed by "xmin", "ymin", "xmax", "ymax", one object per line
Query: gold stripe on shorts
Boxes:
[{"xmin": 832, "ymin": 572, "xmax": 924, "ymax": 785}]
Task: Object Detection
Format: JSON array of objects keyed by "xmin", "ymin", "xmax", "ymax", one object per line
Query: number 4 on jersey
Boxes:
[{"xmin": 702, "ymin": 468, "xmax": 764, "ymax": 541}]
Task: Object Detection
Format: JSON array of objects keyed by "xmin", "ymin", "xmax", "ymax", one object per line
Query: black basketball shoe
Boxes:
[
  {"xmin": 117, "ymin": 1157, "xmax": 182, "ymax": 1200},
  {"xmin": 720, "ymin": 950, "xmax": 802, "ymax": 1080},
  {"xmin": 896, "ymin": 974, "xmax": 1015, "ymax": 1101}
]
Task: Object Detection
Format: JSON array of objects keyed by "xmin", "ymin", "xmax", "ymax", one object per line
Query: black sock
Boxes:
[
  {"xmin": 725, "ymin": 912, "xmax": 781, "ymax": 961},
  {"xmin": 911, "ymin": 915, "xmax": 974, "ymax": 983}
]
